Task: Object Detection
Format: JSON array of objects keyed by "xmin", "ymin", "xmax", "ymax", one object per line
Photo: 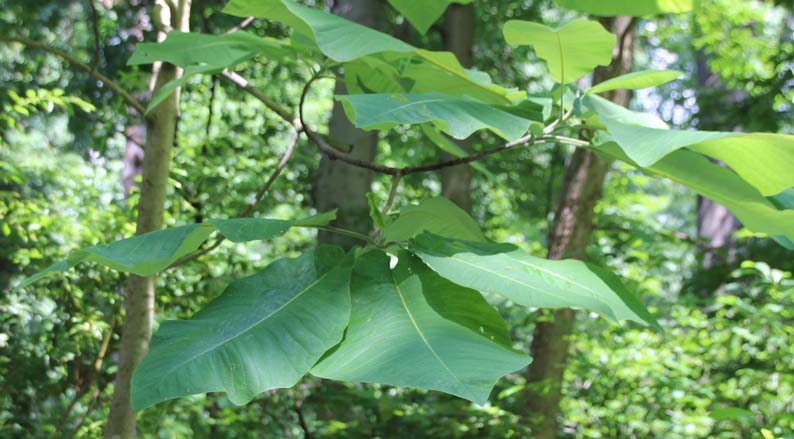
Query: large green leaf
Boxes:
[
  {"xmin": 585, "ymin": 94, "xmax": 794, "ymax": 196},
  {"xmin": 503, "ymin": 19, "xmax": 616, "ymax": 84},
  {"xmin": 311, "ymin": 250, "xmax": 530, "ymax": 405},
  {"xmin": 382, "ymin": 197, "xmax": 485, "ymax": 243},
  {"xmin": 12, "ymin": 212, "xmax": 336, "ymax": 292},
  {"xmin": 223, "ymin": 0, "xmax": 520, "ymax": 104},
  {"xmin": 128, "ymin": 31, "xmax": 289, "ymax": 67},
  {"xmin": 387, "ymin": 0, "xmax": 472, "ymax": 34},
  {"xmin": 554, "ymin": 0, "xmax": 693, "ymax": 16},
  {"xmin": 410, "ymin": 232, "xmax": 659, "ymax": 328},
  {"xmin": 146, "ymin": 64, "xmax": 221, "ymax": 114},
  {"xmin": 769, "ymin": 189, "xmax": 794, "ymax": 249},
  {"xmin": 595, "ymin": 143, "xmax": 794, "ymax": 244},
  {"xmin": 337, "ymin": 92, "xmax": 535, "ymax": 141},
  {"xmin": 587, "ymin": 70, "xmax": 683, "ymax": 95},
  {"xmin": 132, "ymin": 246, "xmax": 353, "ymax": 410}
]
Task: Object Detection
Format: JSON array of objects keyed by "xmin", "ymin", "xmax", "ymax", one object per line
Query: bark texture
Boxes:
[
  {"xmin": 314, "ymin": 0, "xmax": 384, "ymax": 250},
  {"xmin": 523, "ymin": 17, "xmax": 635, "ymax": 438},
  {"xmin": 104, "ymin": 1, "xmax": 190, "ymax": 437},
  {"xmin": 440, "ymin": 3, "xmax": 475, "ymax": 211}
]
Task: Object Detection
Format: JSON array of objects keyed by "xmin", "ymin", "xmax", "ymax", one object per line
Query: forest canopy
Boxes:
[{"xmin": 1, "ymin": 0, "xmax": 794, "ymax": 438}]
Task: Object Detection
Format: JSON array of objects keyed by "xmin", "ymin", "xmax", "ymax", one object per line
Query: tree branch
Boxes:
[
  {"xmin": 0, "ymin": 35, "xmax": 146, "ymax": 115},
  {"xmin": 87, "ymin": 0, "xmax": 101, "ymax": 71}
]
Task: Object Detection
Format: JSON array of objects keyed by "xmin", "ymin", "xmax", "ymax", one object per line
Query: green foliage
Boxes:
[
  {"xmin": 586, "ymin": 69, "xmax": 683, "ymax": 95},
  {"xmin": 338, "ymin": 92, "xmax": 538, "ymax": 141},
  {"xmin": 585, "ymin": 94, "xmax": 794, "ymax": 196},
  {"xmin": 410, "ymin": 232, "xmax": 659, "ymax": 328},
  {"xmin": 312, "ymin": 250, "xmax": 530, "ymax": 405},
  {"xmin": 503, "ymin": 19, "xmax": 616, "ymax": 83},
  {"xmin": 13, "ymin": 212, "xmax": 336, "ymax": 291},
  {"xmin": 132, "ymin": 246, "xmax": 354, "ymax": 410},
  {"xmin": 381, "ymin": 197, "xmax": 485, "ymax": 243},
  {"xmin": 553, "ymin": 0, "xmax": 693, "ymax": 16},
  {"xmin": 387, "ymin": 0, "xmax": 473, "ymax": 34}
]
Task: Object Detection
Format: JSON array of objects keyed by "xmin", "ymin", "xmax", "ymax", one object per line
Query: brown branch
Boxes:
[
  {"xmin": 221, "ymin": 69, "xmax": 294, "ymax": 123},
  {"xmin": 168, "ymin": 120, "xmax": 303, "ymax": 269},
  {"xmin": 0, "ymin": 35, "xmax": 146, "ymax": 115},
  {"xmin": 294, "ymin": 400, "xmax": 313, "ymax": 439},
  {"xmin": 299, "ymin": 76, "xmax": 542, "ymax": 176},
  {"xmin": 227, "ymin": 16, "xmax": 256, "ymax": 34},
  {"xmin": 87, "ymin": 0, "xmax": 101, "ymax": 71}
]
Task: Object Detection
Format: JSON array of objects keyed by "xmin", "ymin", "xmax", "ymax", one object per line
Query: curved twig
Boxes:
[{"xmin": 0, "ymin": 35, "xmax": 146, "ymax": 115}]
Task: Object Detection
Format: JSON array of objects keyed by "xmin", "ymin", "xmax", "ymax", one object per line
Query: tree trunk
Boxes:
[
  {"xmin": 694, "ymin": 50, "xmax": 741, "ymax": 273},
  {"xmin": 522, "ymin": 17, "xmax": 635, "ymax": 438},
  {"xmin": 104, "ymin": 1, "xmax": 191, "ymax": 437},
  {"xmin": 314, "ymin": 0, "xmax": 384, "ymax": 250},
  {"xmin": 440, "ymin": 3, "xmax": 475, "ymax": 211}
]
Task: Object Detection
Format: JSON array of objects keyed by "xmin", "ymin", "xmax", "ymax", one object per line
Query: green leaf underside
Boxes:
[
  {"xmin": 585, "ymin": 95, "xmax": 794, "ymax": 196},
  {"xmin": 503, "ymin": 19, "xmax": 616, "ymax": 84},
  {"xmin": 311, "ymin": 250, "xmax": 530, "ymax": 405},
  {"xmin": 337, "ymin": 93, "xmax": 534, "ymax": 141},
  {"xmin": 387, "ymin": 0, "xmax": 472, "ymax": 34},
  {"xmin": 554, "ymin": 0, "xmax": 693, "ymax": 16},
  {"xmin": 12, "ymin": 212, "xmax": 336, "ymax": 292},
  {"xmin": 596, "ymin": 143, "xmax": 794, "ymax": 243},
  {"xmin": 587, "ymin": 70, "xmax": 683, "ymax": 95},
  {"xmin": 410, "ymin": 232, "xmax": 659, "ymax": 329},
  {"xmin": 382, "ymin": 197, "xmax": 485, "ymax": 243},
  {"xmin": 128, "ymin": 31, "xmax": 289, "ymax": 67},
  {"xmin": 222, "ymin": 0, "xmax": 519, "ymax": 104},
  {"xmin": 132, "ymin": 247, "xmax": 353, "ymax": 411}
]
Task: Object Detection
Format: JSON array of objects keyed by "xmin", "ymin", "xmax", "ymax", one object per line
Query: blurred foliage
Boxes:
[{"xmin": 1, "ymin": 0, "xmax": 793, "ymax": 438}]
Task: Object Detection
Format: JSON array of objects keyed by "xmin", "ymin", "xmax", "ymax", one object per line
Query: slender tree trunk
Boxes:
[
  {"xmin": 440, "ymin": 3, "xmax": 475, "ymax": 211},
  {"xmin": 314, "ymin": 0, "xmax": 384, "ymax": 250},
  {"xmin": 104, "ymin": 1, "xmax": 191, "ymax": 437},
  {"xmin": 522, "ymin": 17, "xmax": 635, "ymax": 438}
]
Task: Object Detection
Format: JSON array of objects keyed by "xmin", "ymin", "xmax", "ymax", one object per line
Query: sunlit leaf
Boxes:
[
  {"xmin": 503, "ymin": 19, "xmax": 615, "ymax": 84},
  {"xmin": 587, "ymin": 70, "xmax": 683, "ymax": 95},
  {"xmin": 383, "ymin": 197, "xmax": 485, "ymax": 243},
  {"xmin": 554, "ymin": 0, "xmax": 693, "ymax": 16}
]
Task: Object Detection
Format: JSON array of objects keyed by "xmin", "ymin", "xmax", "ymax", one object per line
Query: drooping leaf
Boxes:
[
  {"xmin": 147, "ymin": 64, "xmax": 221, "ymax": 114},
  {"xmin": 387, "ymin": 0, "xmax": 472, "ymax": 34},
  {"xmin": 382, "ymin": 197, "xmax": 485, "ymax": 243},
  {"xmin": 12, "ymin": 212, "xmax": 336, "ymax": 291},
  {"xmin": 503, "ymin": 19, "xmax": 616, "ymax": 84},
  {"xmin": 131, "ymin": 246, "xmax": 353, "ymax": 411},
  {"xmin": 311, "ymin": 250, "xmax": 530, "ymax": 405},
  {"xmin": 594, "ymin": 143, "xmax": 794, "ymax": 244},
  {"xmin": 337, "ymin": 92, "xmax": 534, "ymax": 141},
  {"xmin": 421, "ymin": 125, "xmax": 496, "ymax": 180},
  {"xmin": 410, "ymin": 232, "xmax": 660, "ymax": 329},
  {"xmin": 128, "ymin": 31, "xmax": 289, "ymax": 67},
  {"xmin": 223, "ymin": 0, "xmax": 521, "ymax": 104},
  {"xmin": 587, "ymin": 70, "xmax": 683, "ymax": 95},
  {"xmin": 585, "ymin": 94, "xmax": 794, "ymax": 196},
  {"xmin": 554, "ymin": 0, "xmax": 693, "ymax": 16}
]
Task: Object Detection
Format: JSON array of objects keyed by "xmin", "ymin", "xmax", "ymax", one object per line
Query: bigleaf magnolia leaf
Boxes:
[
  {"xmin": 585, "ymin": 95, "xmax": 794, "ymax": 196},
  {"xmin": 11, "ymin": 211, "xmax": 336, "ymax": 292},
  {"xmin": 596, "ymin": 143, "xmax": 794, "ymax": 245},
  {"xmin": 410, "ymin": 232, "xmax": 660, "ymax": 329},
  {"xmin": 587, "ymin": 70, "xmax": 683, "ymax": 95},
  {"xmin": 769, "ymin": 189, "xmax": 794, "ymax": 249},
  {"xmin": 554, "ymin": 0, "xmax": 693, "ymax": 16},
  {"xmin": 311, "ymin": 250, "xmax": 530, "ymax": 405},
  {"xmin": 128, "ymin": 31, "xmax": 290, "ymax": 68},
  {"xmin": 387, "ymin": 0, "xmax": 472, "ymax": 35},
  {"xmin": 337, "ymin": 93, "xmax": 536, "ymax": 141},
  {"xmin": 131, "ymin": 246, "xmax": 353, "ymax": 411},
  {"xmin": 223, "ymin": 0, "xmax": 520, "ymax": 104},
  {"xmin": 503, "ymin": 19, "xmax": 616, "ymax": 84},
  {"xmin": 383, "ymin": 197, "xmax": 485, "ymax": 243}
]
